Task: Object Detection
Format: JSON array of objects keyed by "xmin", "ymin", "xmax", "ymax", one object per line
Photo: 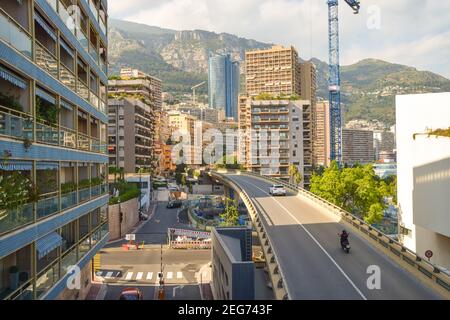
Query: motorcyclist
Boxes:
[{"xmin": 339, "ymin": 230, "xmax": 349, "ymax": 246}]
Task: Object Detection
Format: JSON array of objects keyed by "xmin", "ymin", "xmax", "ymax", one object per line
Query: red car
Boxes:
[{"xmin": 119, "ymin": 288, "xmax": 144, "ymax": 300}]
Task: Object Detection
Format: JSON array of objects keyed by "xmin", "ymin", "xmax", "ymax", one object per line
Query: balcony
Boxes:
[
  {"xmin": 0, "ymin": 184, "xmax": 108, "ymax": 237},
  {"xmin": 35, "ymin": 41, "xmax": 58, "ymax": 79},
  {"xmin": 0, "ymin": 108, "xmax": 33, "ymax": 140},
  {"xmin": 76, "ymin": 81, "xmax": 89, "ymax": 100},
  {"xmin": 0, "ymin": 9, "xmax": 32, "ymax": 58}
]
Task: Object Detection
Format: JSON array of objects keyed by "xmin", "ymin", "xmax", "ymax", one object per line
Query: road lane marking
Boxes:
[
  {"xmin": 235, "ymin": 176, "xmax": 368, "ymax": 300},
  {"xmin": 136, "ymin": 272, "xmax": 143, "ymax": 280},
  {"xmin": 125, "ymin": 272, "xmax": 133, "ymax": 280},
  {"xmin": 167, "ymin": 272, "xmax": 173, "ymax": 279},
  {"xmin": 146, "ymin": 272, "xmax": 153, "ymax": 280},
  {"xmin": 177, "ymin": 272, "xmax": 183, "ymax": 279}
]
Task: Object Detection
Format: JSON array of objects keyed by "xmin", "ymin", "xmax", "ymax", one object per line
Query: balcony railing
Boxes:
[
  {"xmin": 59, "ymin": 63, "xmax": 76, "ymax": 92},
  {"xmin": 0, "ymin": 108, "xmax": 33, "ymax": 140},
  {"xmin": 89, "ymin": 92, "xmax": 99, "ymax": 109},
  {"xmin": 58, "ymin": 1, "xmax": 76, "ymax": 34},
  {"xmin": 89, "ymin": 44, "xmax": 98, "ymax": 62},
  {"xmin": 0, "ymin": 9, "xmax": 32, "ymax": 58},
  {"xmin": 36, "ymin": 120, "xmax": 59, "ymax": 145},
  {"xmin": 78, "ymin": 133, "xmax": 90, "ymax": 151},
  {"xmin": 59, "ymin": 126, "xmax": 77, "ymax": 149},
  {"xmin": 0, "ymin": 184, "xmax": 108, "ymax": 237},
  {"xmin": 35, "ymin": 41, "xmax": 58, "ymax": 79},
  {"xmin": 76, "ymin": 81, "xmax": 89, "ymax": 100}
]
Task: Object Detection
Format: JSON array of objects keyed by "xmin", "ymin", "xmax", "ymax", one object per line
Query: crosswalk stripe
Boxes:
[
  {"xmin": 167, "ymin": 272, "xmax": 173, "ymax": 279},
  {"xmin": 177, "ymin": 272, "xmax": 183, "ymax": 279},
  {"xmin": 105, "ymin": 272, "xmax": 113, "ymax": 278},
  {"xmin": 125, "ymin": 272, "xmax": 133, "ymax": 280},
  {"xmin": 136, "ymin": 272, "xmax": 143, "ymax": 280},
  {"xmin": 146, "ymin": 272, "xmax": 153, "ymax": 280}
]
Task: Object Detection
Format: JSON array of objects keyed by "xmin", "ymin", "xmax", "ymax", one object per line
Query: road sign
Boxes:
[
  {"xmin": 125, "ymin": 234, "xmax": 135, "ymax": 241},
  {"xmin": 425, "ymin": 250, "xmax": 433, "ymax": 259}
]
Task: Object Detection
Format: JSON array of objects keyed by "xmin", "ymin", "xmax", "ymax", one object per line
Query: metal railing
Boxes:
[
  {"xmin": 0, "ymin": 184, "xmax": 108, "ymax": 237},
  {"xmin": 35, "ymin": 41, "xmax": 58, "ymax": 79},
  {"xmin": 241, "ymin": 170, "xmax": 450, "ymax": 297},
  {"xmin": 210, "ymin": 171, "xmax": 290, "ymax": 300}
]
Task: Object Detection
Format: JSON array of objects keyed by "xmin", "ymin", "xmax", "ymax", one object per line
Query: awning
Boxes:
[
  {"xmin": 0, "ymin": 65, "xmax": 27, "ymax": 89},
  {"xmin": 36, "ymin": 232, "xmax": 63, "ymax": 259},
  {"xmin": 34, "ymin": 12, "xmax": 56, "ymax": 42},
  {"xmin": 36, "ymin": 87, "xmax": 56, "ymax": 105},
  {"xmin": 59, "ymin": 38, "xmax": 74, "ymax": 58},
  {"xmin": 60, "ymin": 100, "xmax": 73, "ymax": 111},
  {"xmin": 36, "ymin": 162, "xmax": 59, "ymax": 170},
  {"xmin": 0, "ymin": 160, "xmax": 32, "ymax": 171}
]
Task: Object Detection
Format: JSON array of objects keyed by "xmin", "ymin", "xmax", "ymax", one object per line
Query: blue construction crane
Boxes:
[{"xmin": 327, "ymin": 0, "xmax": 360, "ymax": 165}]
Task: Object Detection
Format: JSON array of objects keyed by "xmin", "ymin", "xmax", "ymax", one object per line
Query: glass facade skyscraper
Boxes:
[
  {"xmin": 208, "ymin": 53, "xmax": 240, "ymax": 120},
  {"xmin": 0, "ymin": 0, "xmax": 109, "ymax": 300}
]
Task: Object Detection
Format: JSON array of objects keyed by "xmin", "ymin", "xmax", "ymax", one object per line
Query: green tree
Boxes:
[
  {"xmin": 288, "ymin": 164, "xmax": 303, "ymax": 187},
  {"xmin": 220, "ymin": 198, "xmax": 239, "ymax": 226},
  {"xmin": 310, "ymin": 161, "xmax": 387, "ymax": 224}
]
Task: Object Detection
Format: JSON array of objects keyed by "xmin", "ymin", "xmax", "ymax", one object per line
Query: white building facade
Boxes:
[{"xmin": 396, "ymin": 92, "xmax": 450, "ymax": 271}]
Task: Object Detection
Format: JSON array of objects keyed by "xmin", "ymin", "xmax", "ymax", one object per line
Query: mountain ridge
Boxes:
[{"xmin": 108, "ymin": 19, "xmax": 450, "ymax": 125}]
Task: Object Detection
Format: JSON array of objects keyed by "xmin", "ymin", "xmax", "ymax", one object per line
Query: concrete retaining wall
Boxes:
[{"xmin": 108, "ymin": 198, "xmax": 139, "ymax": 240}]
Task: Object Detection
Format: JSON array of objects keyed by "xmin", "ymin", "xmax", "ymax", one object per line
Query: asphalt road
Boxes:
[
  {"xmin": 104, "ymin": 202, "xmax": 193, "ymax": 248},
  {"xmin": 227, "ymin": 174, "xmax": 441, "ymax": 300},
  {"xmin": 97, "ymin": 249, "xmax": 211, "ymax": 285}
]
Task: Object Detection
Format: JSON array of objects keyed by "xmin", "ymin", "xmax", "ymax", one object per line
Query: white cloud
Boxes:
[{"xmin": 107, "ymin": 0, "xmax": 450, "ymax": 78}]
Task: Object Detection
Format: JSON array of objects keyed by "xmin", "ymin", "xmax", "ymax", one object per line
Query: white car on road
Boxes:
[{"xmin": 269, "ymin": 185, "xmax": 286, "ymax": 196}]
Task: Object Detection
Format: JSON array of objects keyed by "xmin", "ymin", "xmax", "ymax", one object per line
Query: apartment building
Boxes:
[
  {"xmin": 300, "ymin": 62, "xmax": 317, "ymax": 107},
  {"xmin": 313, "ymin": 101, "xmax": 331, "ymax": 167},
  {"xmin": 342, "ymin": 129, "xmax": 375, "ymax": 165},
  {"xmin": 178, "ymin": 105, "xmax": 225, "ymax": 125},
  {"xmin": 245, "ymin": 46, "xmax": 301, "ymax": 97},
  {"xmin": 108, "ymin": 69, "xmax": 162, "ymax": 173},
  {"xmin": 0, "ymin": 0, "xmax": 109, "ymax": 300},
  {"xmin": 238, "ymin": 99, "xmax": 312, "ymax": 186}
]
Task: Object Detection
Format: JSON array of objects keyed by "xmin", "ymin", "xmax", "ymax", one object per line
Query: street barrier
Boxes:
[
  {"xmin": 235, "ymin": 170, "xmax": 450, "ymax": 299},
  {"xmin": 170, "ymin": 241, "xmax": 212, "ymax": 249},
  {"xmin": 210, "ymin": 171, "xmax": 290, "ymax": 300}
]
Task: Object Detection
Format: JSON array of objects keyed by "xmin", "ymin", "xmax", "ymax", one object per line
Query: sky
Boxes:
[{"xmin": 108, "ymin": 0, "xmax": 450, "ymax": 78}]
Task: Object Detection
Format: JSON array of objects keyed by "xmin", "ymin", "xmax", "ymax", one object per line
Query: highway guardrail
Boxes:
[{"xmin": 210, "ymin": 171, "xmax": 290, "ymax": 300}]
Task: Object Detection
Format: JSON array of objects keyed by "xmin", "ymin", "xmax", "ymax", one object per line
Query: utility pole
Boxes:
[{"xmin": 158, "ymin": 243, "xmax": 165, "ymax": 299}]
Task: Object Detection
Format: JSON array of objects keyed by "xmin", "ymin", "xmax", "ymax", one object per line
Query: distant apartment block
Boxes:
[
  {"xmin": 176, "ymin": 104, "xmax": 225, "ymax": 125},
  {"xmin": 342, "ymin": 129, "xmax": 375, "ymax": 165},
  {"xmin": 208, "ymin": 53, "xmax": 240, "ymax": 120},
  {"xmin": 239, "ymin": 99, "xmax": 312, "ymax": 186},
  {"xmin": 313, "ymin": 101, "xmax": 331, "ymax": 167},
  {"xmin": 300, "ymin": 62, "xmax": 317, "ymax": 106},
  {"xmin": 108, "ymin": 69, "xmax": 162, "ymax": 173},
  {"xmin": 245, "ymin": 46, "xmax": 301, "ymax": 97},
  {"xmin": 211, "ymin": 227, "xmax": 254, "ymax": 300},
  {"xmin": 396, "ymin": 92, "xmax": 450, "ymax": 271},
  {"xmin": 373, "ymin": 130, "xmax": 396, "ymax": 160},
  {"xmin": 0, "ymin": 0, "xmax": 109, "ymax": 300}
]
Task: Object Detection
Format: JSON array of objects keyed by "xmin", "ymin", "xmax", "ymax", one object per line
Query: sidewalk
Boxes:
[
  {"xmin": 85, "ymin": 282, "xmax": 107, "ymax": 300},
  {"xmin": 197, "ymin": 262, "xmax": 214, "ymax": 300}
]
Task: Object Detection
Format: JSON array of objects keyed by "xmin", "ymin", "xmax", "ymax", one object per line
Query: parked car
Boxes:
[
  {"xmin": 269, "ymin": 185, "xmax": 286, "ymax": 196},
  {"xmin": 167, "ymin": 200, "xmax": 182, "ymax": 208},
  {"xmin": 119, "ymin": 288, "xmax": 143, "ymax": 300}
]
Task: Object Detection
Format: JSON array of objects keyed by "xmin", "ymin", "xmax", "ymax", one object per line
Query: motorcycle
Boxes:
[{"xmin": 340, "ymin": 237, "xmax": 351, "ymax": 254}]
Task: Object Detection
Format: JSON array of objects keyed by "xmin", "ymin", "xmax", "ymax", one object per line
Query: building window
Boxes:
[{"xmin": 399, "ymin": 226, "xmax": 411, "ymax": 236}]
